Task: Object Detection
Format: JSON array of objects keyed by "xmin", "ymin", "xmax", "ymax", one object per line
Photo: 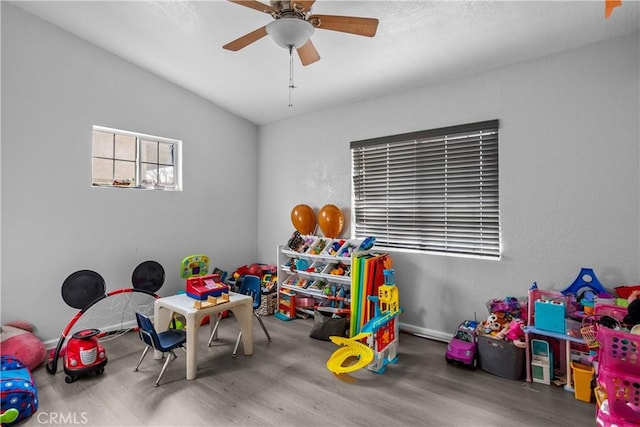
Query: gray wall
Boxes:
[
  {"xmin": 257, "ymin": 32, "xmax": 640, "ymax": 340},
  {"xmin": 1, "ymin": 4, "xmax": 260, "ymax": 344}
]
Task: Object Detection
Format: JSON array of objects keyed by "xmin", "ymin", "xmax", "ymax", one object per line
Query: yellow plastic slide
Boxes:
[{"xmin": 326, "ymin": 333, "xmax": 374, "ymax": 374}]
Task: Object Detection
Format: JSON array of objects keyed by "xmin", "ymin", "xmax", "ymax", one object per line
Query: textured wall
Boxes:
[
  {"xmin": 1, "ymin": 4, "xmax": 259, "ymax": 344},
  {"xmin": 257, "ymin": 32, "xmax": 640, "ymax": 339}
]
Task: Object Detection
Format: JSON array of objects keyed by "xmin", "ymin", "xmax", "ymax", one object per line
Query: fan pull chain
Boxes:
[{"xmin": 288, "ymin": 45, "xmax": 295, "ymax": 108}]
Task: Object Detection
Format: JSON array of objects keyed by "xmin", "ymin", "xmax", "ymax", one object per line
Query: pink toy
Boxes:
[
  {"xmin": 446, "ymin": 320, "xmax": 479, "ymax": 368},
  {"xmin": 0, "ymin": 321, "xmax": 47, "ymax": 371},
  {"xmin": 496, "ymin": 318, "xmax": 526, "ymax": 348}
]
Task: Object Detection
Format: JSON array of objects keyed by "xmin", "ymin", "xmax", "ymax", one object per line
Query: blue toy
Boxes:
[
  {"xmin": 0, "ymin": 356, "xmax": 38, "ymax": 426},
  {"xmin": 561, "ymin": 267, "xmax": 609, "ymax": 296},
  {"xmin": 359, "ymin": 236, "xmax": 376, "ymax": 251},
  {"xmin": 561, "ymin": 268, "xmax": 615, "ymax": 314}
]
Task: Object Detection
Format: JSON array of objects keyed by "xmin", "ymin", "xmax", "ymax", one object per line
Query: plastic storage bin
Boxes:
[
  {"xmin": 599, "ymin": 366, "xmax": 640, "ymax": 424},
  {"xmin": 571, "ymin": 361, "xmax": 594, "ymax": 402},
  {"xmin": 596, "ymin": 405, "xmax": 640, "ymax": 427},
  {"xmin": 596, "ymin": 326, "xmax": 640, "ymax": 375},
  {"xmin": 595, "ymin": 304, "xmax": 629, "ymax": 323},
  {"xmin": 477, "ymin": 335, "xmax": 525, "ymax": 380},
  {"xmin": 256, "ymin": 292, "xmax": 278, "ymax": 316}
]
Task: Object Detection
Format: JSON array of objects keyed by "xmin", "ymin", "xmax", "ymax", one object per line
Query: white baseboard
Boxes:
[
  {"xmin": 43, "ymin": 319, "xmax": 139, "ymax": 351},
  {"xmin": 43, "ymin": 320, "xmax": 451, "ymax": 350},
  {"xmin": 400, "ymin": 323, "xmax": 451, "ymax": 343}
]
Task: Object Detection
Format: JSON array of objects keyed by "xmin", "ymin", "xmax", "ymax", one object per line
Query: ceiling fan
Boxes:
[{"xmin": 223, "ymin": 0, "xmax": 379, "ymax": 66}]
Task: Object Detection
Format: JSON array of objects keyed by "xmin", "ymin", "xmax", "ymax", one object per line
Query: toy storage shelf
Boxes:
[
  {"xmin": 280, "ymin": 260, "xmax": 351, "ymax": 285},
  {"xmin": 524, "ymin": 326, "xmax": 586, "ymax": 344},
  {"xmin": 277, "ymin": 238, "xmax": 367, "ymax": 323},
  {"xmin": 279, "ymin": 249, "xmax": 354, "ymax": 266}
]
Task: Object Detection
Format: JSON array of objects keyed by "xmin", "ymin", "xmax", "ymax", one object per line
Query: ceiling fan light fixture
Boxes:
[{"xmin": 266, "ymin": 18, "xmax": 315, "ymax": 49}]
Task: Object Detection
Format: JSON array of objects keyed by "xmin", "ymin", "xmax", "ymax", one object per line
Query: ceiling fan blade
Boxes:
[
  {"xmin": 228, "ymin": 0, "xmax": 277, "ymax": 14},
  {"xmin": 297, "ymin": 39, "xmax": 320, "ymax": 66},
  {"xmin": 223, "ymin": 26, "xmax": 268, "ymax": 51},
  {"xmin": 292, "ymin": 0, "xmax": 316, "ymax": 12},
  {"xmin": 309, "ymin": 14, "xmax": 379, "ymax": 37}
]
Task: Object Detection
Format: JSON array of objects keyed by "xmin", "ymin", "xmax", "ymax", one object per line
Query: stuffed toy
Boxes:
[
  {"xmin": 623, "ymin": 291, "xmax": 640, "ymax": 327},
  {"xmin": 479, "ymin": 314, "xmax": 501, "ymax": 336},
  {"xmin": 0, "ymin": 321, "xmax": 47, "ymax": 371},
  {"xmin": 495, "ymin": 318, "xmax": 526, "ymax": 348}
]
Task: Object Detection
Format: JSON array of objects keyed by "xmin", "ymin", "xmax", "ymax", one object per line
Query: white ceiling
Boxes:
[{"xmin": 11, "ymin": 0, "xmax": 640, "ymax": 125}]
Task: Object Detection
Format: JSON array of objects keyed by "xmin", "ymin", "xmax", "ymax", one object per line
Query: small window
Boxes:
[
  {"xmin": 91, "ymin": 126, "xmax": 182, "ymax": 191},
  {"xmin": 351, "ymin": 120, "xmax": 500, "ymax": 258}
]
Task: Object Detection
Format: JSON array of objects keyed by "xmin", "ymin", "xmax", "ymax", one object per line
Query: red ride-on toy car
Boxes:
[
  {"xmin": 64, "ymin": 329, "xmax": 107, "ymax": 383},
  {"xmin": 445, "ymin": 320, "xmax": 479, "ymax": 369}
]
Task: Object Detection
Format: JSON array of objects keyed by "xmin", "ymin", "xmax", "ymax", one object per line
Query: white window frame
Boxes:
[
  {"xmin": 351, "ymin": 120, "xmax": 500, "ymax": 259},
  {"xmin": 91, "ymin": 125, "xmax": 182, "ymax": 191}
]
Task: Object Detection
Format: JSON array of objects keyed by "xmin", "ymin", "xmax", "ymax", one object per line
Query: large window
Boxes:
[
  {"xmin": 351, "ymin": 120, "xmax": 500, "ymax": 258},
  {"xmin": 92, "ymin": 126, "xmax": 182, "ymax": 191}
]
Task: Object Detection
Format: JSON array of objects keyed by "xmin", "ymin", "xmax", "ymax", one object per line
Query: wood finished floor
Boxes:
[{"xmin": 26, "ymin": 315, "xmax": 597, "ymax": 426}]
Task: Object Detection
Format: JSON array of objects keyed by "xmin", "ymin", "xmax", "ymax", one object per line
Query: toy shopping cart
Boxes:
[{"xmin": 580, "ymin": 314, "xmax": 620, "ymax": 350}]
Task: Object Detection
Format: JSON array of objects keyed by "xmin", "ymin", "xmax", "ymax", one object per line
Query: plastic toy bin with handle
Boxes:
[
  {"xmin": 596, "ymin": 326, "xmax": 640, "ymax": 375},
  {"xmin": 571, "ymin": 361, "xmax": 594, "ymax": 402},
  {"xmin": 598, "ymin": 366, "xmax": 640, "ymax": 424},
  {"xmin": 477, "ymin": 335, "xmax": 525, "ymax": 380}
]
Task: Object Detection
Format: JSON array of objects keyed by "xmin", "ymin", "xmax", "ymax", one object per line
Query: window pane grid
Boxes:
[
  {"xmin": 92, "ymin": 126, "xmax": 180, "ymax": 190},
  {"xmin": 351, "ymin": 120, "xmax": 499, "ymax": 258}
]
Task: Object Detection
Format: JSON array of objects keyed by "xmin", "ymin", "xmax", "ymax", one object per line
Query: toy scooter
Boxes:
[{"xmin": 63, "ymin": 329, "xmax": 107, "ymax": 383}]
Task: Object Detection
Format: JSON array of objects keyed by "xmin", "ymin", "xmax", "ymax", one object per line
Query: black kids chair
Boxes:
[{"xmin": 134, "ymin": 312, "xmax": 186, "ymax": 387}]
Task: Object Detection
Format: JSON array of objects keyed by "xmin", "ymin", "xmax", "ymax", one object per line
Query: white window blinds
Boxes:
[{"xmin": 351, "ymin": 120, "xmax": 500, "ymax": 258}]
